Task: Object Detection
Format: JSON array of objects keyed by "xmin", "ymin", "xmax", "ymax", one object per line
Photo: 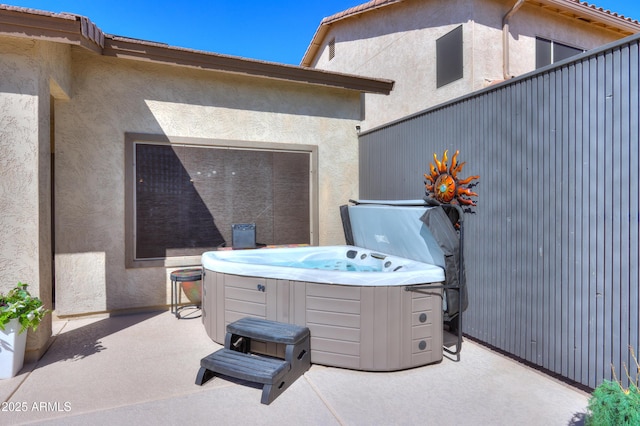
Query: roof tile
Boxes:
[
  {"xmin": 321, "ymin": 0, "xmax": 640, "ymax": 27},
  {"xmin": 321, "ymin": 0, "xmax": 403, "ymax": 25}
]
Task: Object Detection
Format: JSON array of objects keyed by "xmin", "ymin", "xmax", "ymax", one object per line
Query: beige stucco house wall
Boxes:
[
  {"xmin": 303, "ymin": 0, "xmax": 640, "ymax": 131},
  {"xmin": 53, "ymin": 49, "xmax": 368, "ymax": 316},
  {"xmin": 0, "ymin": 6, "xmax": 392, "ymax": 358},
  {"xmin": 0, "ymin": 35, "xmax": 72, "ymax": 360}
]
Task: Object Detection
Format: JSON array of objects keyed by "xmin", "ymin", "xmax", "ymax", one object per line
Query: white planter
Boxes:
[{"xmin": 0, "ymin": 318, "xmax": 27, "ymax": 379}]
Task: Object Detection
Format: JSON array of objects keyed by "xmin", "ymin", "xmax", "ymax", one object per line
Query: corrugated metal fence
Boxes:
[{"xmin": 358, "ymin": 34, "xmax": 640, "ymax": 389}]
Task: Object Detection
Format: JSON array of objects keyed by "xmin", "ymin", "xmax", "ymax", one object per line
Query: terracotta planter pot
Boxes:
[{"xmin": 181, "ymin": 281, "xmax": 202, "ymax": 305}]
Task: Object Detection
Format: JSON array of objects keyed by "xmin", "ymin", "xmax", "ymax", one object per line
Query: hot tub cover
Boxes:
[
  {"xmin": 343, "ymin": 200, "xmax": 467, "ymax": 317},
  {"xmin": 345, "ymin": 200, "xmax": 445, "ymax": 267}
]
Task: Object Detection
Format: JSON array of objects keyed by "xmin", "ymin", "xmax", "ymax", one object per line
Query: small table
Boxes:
[{"xmin": 170, "ymin": 268, "xmax": 203, "ymax": 319}]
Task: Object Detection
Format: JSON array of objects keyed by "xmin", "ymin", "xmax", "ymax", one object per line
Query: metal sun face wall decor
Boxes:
[{"xmin": 424, "ymin": 150, "xmax": 479, "ymax": 206}]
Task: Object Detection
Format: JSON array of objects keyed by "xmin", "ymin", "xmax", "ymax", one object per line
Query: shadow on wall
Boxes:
[
  {"xmin": 54, "ymin": 51, "xmax": 336, "ymax": 316},
  {"xmin": 135, "ymin": 143, "xmax": 225, "ymax": 259}
]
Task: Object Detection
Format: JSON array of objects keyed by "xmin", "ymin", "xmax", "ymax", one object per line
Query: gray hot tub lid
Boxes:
[{"xmin": 346, "ymin": 200, "xmax": 445, "ymax": 268}]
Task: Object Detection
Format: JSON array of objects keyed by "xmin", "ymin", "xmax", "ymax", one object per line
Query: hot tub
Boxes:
[
  {"xmin": 201, "ymin": 245, "xmax": 444, "ymax": 285},
  {"xmin": 201, "ymin": 201, "xmax": 449, "ymax": 371}
]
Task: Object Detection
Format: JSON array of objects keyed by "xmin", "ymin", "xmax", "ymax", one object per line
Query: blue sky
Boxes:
[{"xmin": 5, "ymin": 1, "xmax": 640, "ymax": 65}]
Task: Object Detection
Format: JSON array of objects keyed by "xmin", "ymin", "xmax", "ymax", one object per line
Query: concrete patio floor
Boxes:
[{"xmin": 0, "ymin": 310, "xmax": 589, "ymax": 425}]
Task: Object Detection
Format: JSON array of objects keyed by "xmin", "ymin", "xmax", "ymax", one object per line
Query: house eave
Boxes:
[
  {"xmin": 0, "ymin": 5, "xmax": 103, "ymax": 53},
  {"xmin": 534, "ymin": 0, "xmax": 640, "ymax": 36},
  {"xmin": 103, "ymin": 36, "xmax": 394, "ymax": 94},
  {"xmin": 0, "ymin": 4, "xmax": 394, "ymax": 95}
]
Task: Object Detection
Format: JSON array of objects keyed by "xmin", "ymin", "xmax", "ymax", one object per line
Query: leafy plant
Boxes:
[
  {"xmin": 586, "ymin": 347, "xmax": 640, "ymax": 426},
  {"xmin": 0, "ymin": 282, "xmax": 50, "ymax": 334}
]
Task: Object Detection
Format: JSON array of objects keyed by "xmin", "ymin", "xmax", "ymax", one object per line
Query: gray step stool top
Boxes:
[{"xmin": 226, "ymin": 317, "xmax": 309, "ymax": 345}]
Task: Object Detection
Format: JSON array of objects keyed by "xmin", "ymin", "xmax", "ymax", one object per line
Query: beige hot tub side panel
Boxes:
[
  {"xmin": 306, "ymin": 283, "xmax": 442, "ymax": 370},
  {"xmin": 203, "ymin": 270, "xmax": 443, "ymax": 371}
]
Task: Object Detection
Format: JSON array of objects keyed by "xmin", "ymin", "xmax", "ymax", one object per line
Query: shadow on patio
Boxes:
[{"xmin": 0, "ymin": 311, "xmax": 589, "ymax": 425}]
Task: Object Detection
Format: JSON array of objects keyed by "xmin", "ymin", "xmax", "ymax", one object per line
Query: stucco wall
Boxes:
[
  {"xmin": 0, "ymin": 36, "xmax": 71, "ymax": 357},
  {"xmin": 0, "ymin": 37, "xmax": 40, "ymax": 287},
  {"xmin": 54, "ymin": 48, "xmax": 362, "ymax": 316},
  {"xmin": 312, "ymin": 0, "xmax": 625, "ymax": 130},
  {"xmin": 507, "ymin": 3, "xmax": 621, "ymax": 77},
  {"xmin": 313, "ymin": 0, "xmax": 477, "ymax": 130}
]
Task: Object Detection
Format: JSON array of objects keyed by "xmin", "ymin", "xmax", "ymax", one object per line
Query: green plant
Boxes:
[
  {"xmin": 0, "ymin": 282, "xmax": 50, "ymax": 334},
  {"xmin": 586, "ymin": 347, "xmax": 640, "ymax": 426}
]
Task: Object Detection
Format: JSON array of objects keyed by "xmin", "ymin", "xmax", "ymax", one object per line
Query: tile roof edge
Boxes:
[
  {"xmin": 103, "ymin": 34, "xmax": 394, "ymax": 94},
  {"xmin": 0, "ymin": 5, "xmax": 394, "ymax": 94},
  {"xmin": 301, "ymin": 0, "xmax": 640, "ymax": 66},
  {"xmin": 320, "ymin": 0, "xmax": 640, "ymax": 27},
  {"xmin": 0, "ymin": 4, "xmax": 76, "ymax": 19},
  {"xmin": 0, "ymin": 4, "xmax": 104, "ymax": 48},
  {"xmin": 568, "ymin": 0, "xmax": 640, "ymax": 25},
  {"xmin": 301, "ymin": 0, "xmax": 404, "ymax": 66},
  {"xmin": 321, "ymin": 0, "xmax": 404, "ymax": 26}
]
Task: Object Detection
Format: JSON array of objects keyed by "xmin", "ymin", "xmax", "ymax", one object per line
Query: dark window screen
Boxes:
[
  {"xmin": 553, "ymin": 42, "xmax": 583, "ymax": 63},
  {"xmin": 536, "ymin": 37, "xmax": 584, "ymax": 68},
  {"xmin": 436, "ymin": 25, "xmax": 463, "ymax": 88},
  {"xmin": 536, "ymin": 37, "xmax": 552, "ymax": 69},
  {"xmin": 134, "ymin": 143, "xmax": 310, "ymax": 259}
]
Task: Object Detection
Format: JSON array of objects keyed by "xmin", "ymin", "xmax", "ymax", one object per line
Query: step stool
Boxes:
[{"xmin": 196, "ymin": 317, "xmax": 311, "ymax": 405}]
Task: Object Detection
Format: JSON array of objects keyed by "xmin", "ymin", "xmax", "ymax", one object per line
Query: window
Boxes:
[
  {"xmin": 125, "ymin": 134, "xmax": 317, "ymax": 267},
  {"xmin": 436, "ymin": 25, "xmax": 463, "ymax": 88},
  {"xmin": 535, "ymin": 37, "xmax": 584, "ymax": 68},
  {"xmin": 329, "ymin": 38, "xmax": 336, "ymax": 61}
]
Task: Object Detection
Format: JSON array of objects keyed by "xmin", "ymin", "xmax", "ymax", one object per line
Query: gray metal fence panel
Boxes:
[{"xmin": 358, "ymin": 34, "xmax": 640, "ymax": 389}]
